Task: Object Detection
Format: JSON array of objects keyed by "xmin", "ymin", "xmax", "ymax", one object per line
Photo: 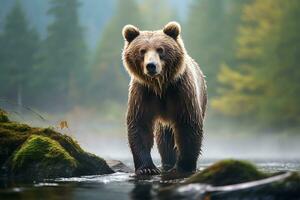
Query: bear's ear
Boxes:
[
  {"xmin": 163, "ymin": 21, "xmax": 181, "ymax": 40},
  {"xmin": 122, "ymin": 24, "xmax": 140, "ymax": 43}
]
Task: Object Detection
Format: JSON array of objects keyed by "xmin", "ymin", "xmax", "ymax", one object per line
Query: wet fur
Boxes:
[
  {"xmin": 122, "ymin": 22, "xmax": 207, "ymax": 175},
  {"xmin": 123, "ymin": 30, "xmax": 185, "ymax": 96}
]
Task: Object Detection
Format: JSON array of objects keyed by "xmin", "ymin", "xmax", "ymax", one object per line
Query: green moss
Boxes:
[
  {"xmin": 0, "ymin": 110, "xmax": 9, "ymax": 123},
  {"xmin": 12, "ymin": 135, "xmax": 77, "ymax": 179},
  {"xmin": 42, "ymin": 127, "xmax": 113, "ymax": 174},
  {"xmin": 0, "ymin": 122, "xmax": 31, "ymax": 132},
  {"xmin": 13, "ymin": 135, "xmax": 76, "ymax": 168},
  {"xmin": 0, "ymin": 124, "xmax": 30, "ymax": 167},
  {"xmin": 41, "ymin": 128, "xmax": 84, "ymax": 155},
  {"xmin": 0, "ymin": 108, "xmax": 113, "ymax": 179},
  {"xmin": 185, "ymin": 159, "xmax": 268, "ymax": 186}
]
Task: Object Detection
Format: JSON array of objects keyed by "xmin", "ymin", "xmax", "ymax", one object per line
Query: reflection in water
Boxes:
[
  {"xmin": 0, "ymin": 182, "xmax": 75, "ymax": 200},
  {"xmin": 0, "ymin": 160, "xmax": 299, "ymax": 200},
  {"xmin": 130, "ymin": 183, "xmax": 153, "ymax": 200}
]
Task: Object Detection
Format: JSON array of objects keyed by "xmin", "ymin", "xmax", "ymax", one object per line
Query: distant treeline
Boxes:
[{"xmin": 0, "ymin": 0, "xmax": 299, "ymax": 130}]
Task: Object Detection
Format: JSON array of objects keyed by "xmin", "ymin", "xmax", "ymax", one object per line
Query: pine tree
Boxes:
[
  {"xmin": 0, "ymin": 1, "xmax": 39, "ymax": 108},
  {"xmin": 90, "ymin": 0, "xmax": 143, "ymax": 105},
  {"xmin": 38, "ymin": 0, "xmax": 87, "ymax": 110}
]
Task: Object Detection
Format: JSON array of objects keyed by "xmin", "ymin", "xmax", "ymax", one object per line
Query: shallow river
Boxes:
[{"xmin": 1, "ymin": 159, "xmax": 299, "ymax": 200}]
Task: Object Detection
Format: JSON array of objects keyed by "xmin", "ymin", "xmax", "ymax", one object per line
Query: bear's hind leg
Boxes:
[{"xmin": 156, "ymin": 124, "xmax": 177, "ymax": 171}]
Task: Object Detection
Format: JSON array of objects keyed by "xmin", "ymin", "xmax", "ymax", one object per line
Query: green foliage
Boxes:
[
  {"xmin": 185, "ymin": 0, "xmax": 250, "ymax": 97},
  {"xmin": 212, "ymin": 0, "xmax": 300, "ymax": 128},
  {"xmin": 185, "ymin": 159, "xmax": 267, "ymax": 186}
]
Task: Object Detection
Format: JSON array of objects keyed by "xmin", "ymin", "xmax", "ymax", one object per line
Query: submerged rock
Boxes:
[
  {"xmin": 159, "ymin": 159, "xmax": 300, "ymax": 200},
  {"xmin": 185, "ymin": 159, "xmax": 267, "ymax": 186},
  {"xmin": 0, "ymin": 110, "xmax": 113, "ymax": 180},
  {"xmin": 107, "ymin": 160, "xmax": 134, "ymax": 173}
]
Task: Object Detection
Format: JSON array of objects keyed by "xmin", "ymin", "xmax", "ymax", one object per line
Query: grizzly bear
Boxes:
[{"xmin": 122, "ymin": 22, "xmax": 207, "ymax": 175}]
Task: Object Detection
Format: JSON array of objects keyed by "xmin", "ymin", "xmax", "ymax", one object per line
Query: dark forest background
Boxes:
[{"xmin": 0, "ymin": 0, "xmax": 299, "ymax": 142}]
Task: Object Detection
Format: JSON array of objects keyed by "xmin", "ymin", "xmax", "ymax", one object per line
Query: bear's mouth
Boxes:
[{"xmin": 146, "ymin": 71, "xmax": 158, "ymax": 77}]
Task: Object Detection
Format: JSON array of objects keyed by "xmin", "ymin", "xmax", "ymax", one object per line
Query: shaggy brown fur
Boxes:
[{"xmin": 122, "ymin": 22, "xmax": 207, "ymax": 175}]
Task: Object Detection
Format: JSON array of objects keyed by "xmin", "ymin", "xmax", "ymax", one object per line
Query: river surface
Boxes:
[{"xmin": 0, "ymin": 159, "xmax": 299, "ymax": 200}]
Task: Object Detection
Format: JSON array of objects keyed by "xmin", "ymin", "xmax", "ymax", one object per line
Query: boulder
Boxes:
[
  {"xmin": 159, "ymin": 159, "xmax": 300, "ymax": 200},
  {"xmin": 0, "ymin": 110, "xmax": 114, "ymax": 180},
  {"xmin": 185, "ymin": 159, "xmax": 267, "ymax": 186},
  {"xmin": 107, "ymin": 160, "xmax": 134, "ymax": 173},
  {"xmin": 12, "ymin": 135, "xmax": 77, "ymax": 179}
]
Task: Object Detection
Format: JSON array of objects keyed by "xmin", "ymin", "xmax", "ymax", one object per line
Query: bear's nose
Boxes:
[{"xmin": 146, "ymin": 63, "xmax": 157, "ymax": 75}]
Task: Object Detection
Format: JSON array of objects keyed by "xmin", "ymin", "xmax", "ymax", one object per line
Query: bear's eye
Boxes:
[
  {"xmin": 156, "ymin": 47, "xmax": 164, "ymax": 55},
  {"xmin": 139, "ymin": 49, "xmax": 146, "ymax": 56}
]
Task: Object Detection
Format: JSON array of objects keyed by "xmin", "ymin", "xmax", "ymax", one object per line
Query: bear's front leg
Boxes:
[
  {"xmin": 173, "ymin": 119, "xmax": 203, "ymax": 173},
  {"xmin": 127, "ymin": 112, "xmax": 160, "ymax": 175}
]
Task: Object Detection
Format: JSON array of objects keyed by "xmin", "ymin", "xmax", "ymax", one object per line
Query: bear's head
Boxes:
[{"xmin": 122, "ymin": 22, "xmax": 186, "ymax": 87}]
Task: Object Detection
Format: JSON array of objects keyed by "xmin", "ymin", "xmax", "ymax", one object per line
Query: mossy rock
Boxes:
[
  {"xmin": 164, "ymin": 172, "xmax": 300, "ymax": 200},
  {"xmin": 162, "ymin": 160, "xmax": 300, "ymax": 199},
  {"xmin": 0, "ymin": 109, "xmax": 114, "ymax": 180},
  {"xmin": 0, "ymin": 109, "xmax": 9, "ymax": 123},
  {"xmin": 0, "ymin": 122, "xmax": 30, "ymax": 168},
  {"xmin": 38, "ymin": 128, "xmax": 114, "ymax": 175},
  {"xmin": 1, "ymin": 122, "xmax": 31, "ymax": 132},
  {"xmin": 185, "ymin": 159, "xmax": 268, "ymax": 186},
  {"xmin": 12, "ymin": 135, "xmax": 77, "ymax": 179}
]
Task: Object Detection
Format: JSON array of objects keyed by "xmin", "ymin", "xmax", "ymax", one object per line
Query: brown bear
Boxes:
[{"xmin": 122, "ymin": 22, "xmax": 207, "ymax": 175}]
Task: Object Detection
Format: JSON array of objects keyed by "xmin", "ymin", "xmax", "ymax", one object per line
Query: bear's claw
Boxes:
[{"xmin": 136, "ymin": 167, "xmax": 160, "ymax": 175}]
